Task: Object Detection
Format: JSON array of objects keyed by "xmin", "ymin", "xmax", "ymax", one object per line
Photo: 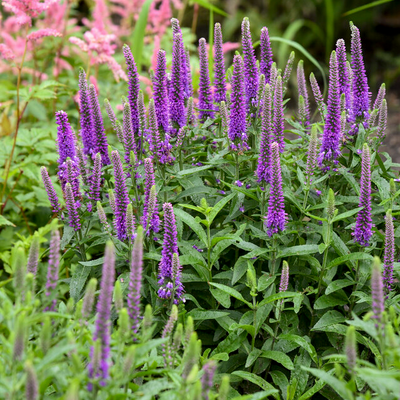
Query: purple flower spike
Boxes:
[
  {"xmin": 318, "ymin": 51, "xmax": 341, "ymax": 168},
  {"xmin": 257, "ymin": 84, "xmax": 272, "ymax": 184},
  {"xmin": 153, "ymin": 50, "xmax": 170, "ymax": 133},
  {"xmin": 172, "ymin": 253, "xmax": 184, "ymax": 303},
  {"xmin": 273, "ymin": 75, "xmax": 285, "ymax": 152},
  {"xmin": 297, "ymin": 60, "xmax": 310, "ymax": 127},
  {"xmin": 265, "ymin": 142, "xmax": 286, "ymax": 236},
  {"xmin": 305, "ymin": 126, "xmax": 319, "ymax": 187},
  {"xmin": 64, "ymin": 182, "xmax": 81, "ymax": 231},
  {"xmin": 123, "ymin": 101, "xmax": 136, "ymax": 164},
  {"xmin": 111, "ymin": 151, "xmax": 130, "ymax": 241},
  {"xmin": 279, "ymin": 261, "xmax": 289, "ymax": 292},
  {"xmin": 41, "ymin": 166, "xmax": 61, "ymax": 213},
  {"xmin": 184, "ymin": 48, "xmax": 193, "ymax": 100},
  {"xmin": 89, "ymin": 85, "xmax": 110, "ymax": 165},
  {"xmin": 349, "ymin": 23, "xmax": 370, "ymax": 134},
  {"xmin": 198, "ymin": 38, "xmax": 214, "ymax": 122},
  {"xmin": 45, "ymin": 229, "xmax": 60, "ymax": 311},
  {"xmin": 376, "ymin": 99, "xmax": 387, "ymax": 144},
  {"xmin": 228, "ymin": 55, "xmax": 248, "ymax": 152},
  {"xmin": 353, "ymin": 143, "xmax": 372, "ymax": 247},
  {"xmin": 309, "ymin": 72, "xmax": 326, "ymax": 121},
  {"xmin": 371, "ymin": 257, "xmax": 384, "ymax": 326},
  {"xmin": 214, "ymin": 23, "xmax": 226, "ymax": 104},
  {"xmin": 142, "ymin": 158, "xmax": 160, "ymax": 235},
  {"xmin": 89, "ymin": 153, "xmax": 102, "ymax": 203},
  {"xmin": 370, "ymin": 83, "xmax": 386, "ymax": 126},
  {"xmin": 241, "ymin": 17, "xmax": 258, "ymax": 108},
  {"xmin": 158, "ymin": 203, "xmax": 179, "ymax": 301},
  {"xmin": 66, "ymin": 158, "xmax": 81, "ymax": 205},
  {"xmin": 89, "ymin": 241, "xmax": 115, "ymax": 387},
  {"xmin": 55, "ymin": 111, "xmax": 77, "ymax": 185},
  {"xmin": 169, "ymin": 26, "xmax": 186, "ymax": 134},
  {"xmin": 260, "ymin": 27, "xmax": 273, "ymax": 83},
  {"xmin": 336, "ymin": 39, "xmax": 351, "ymax": 112},
  {"xmin": 127, "ymin": 226, "xmax": 143, "ymax": 334},
  {"xmin": 104, "ymin": 99, "xmax": 123, "ymax": 143},
  {"xmin": 383, "ymin": 209, "xmax": 394, "ymax": 293},
  {"xmin": 123, "ymin": 44, "xmax": 140, "ymax": 135},
  {"xmin": 78, "ymin": 68, "xmax": 95, "ymax": 155},
  {"xmin": 201, "ymin": 361, "xmax": 217, "ymax": 400}
]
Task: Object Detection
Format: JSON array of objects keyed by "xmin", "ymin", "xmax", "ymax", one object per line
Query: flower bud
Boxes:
[
  {"xmin": 82, "ymin": 278, "xmax": 97, "ymax": 319},
  {"xmin": 114, "ymin": 279, "xmax": 124, "ymax": 311},
  {"xmin": 40, "ymin": 317, "xmax": 51, "ymax": 355},
  {"xmin": 25, "ymin": 360, "xmax": 38, "ymax": 400}
]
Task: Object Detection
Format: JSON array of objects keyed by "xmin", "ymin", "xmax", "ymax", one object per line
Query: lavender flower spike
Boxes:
[
  {"xmin": 55, "ymin": 111, "xmax": 77, "ymax": 185},
  {"xmin": 123, "ymin": 101, "xmax": 136, "ymax": 164},
  {"xmin": 172, "ymin": 253, "xmax": 184, "ymax": 303},
  {"xmin": 89, "ymin": 84, "xmax": 110, "ymax": 165},
  {"xmin": 104, "ymin": 99, "xmax": 123, "ymax": 142},
  {"xmin": 184, "ymin": 48, "xmax": 193, "ymax": 100},
  {"xmin": 228, "ymin": 55, "xmax": 248, "ymax": 152},
  {"xmin": 214, "ymin": 23, "xmax": 226, "ymax": 104},
  {"xmin": 158, "ymin": 203, "xmax": 179, "ymax": 301},
  {"xmin": 260, "ymin": 27, "xmax": 273, "ymax": 83},
  {"xmin": 162, "ymin": 304, "xmax": 178, "ymax": 367},
  {"xmin": 25, "ymin": 361, "xmax": 38, "ymax": 400},
  {"xmin": 142, "ymin": 158, "xmax": 160, "ymax": 235},
  {"xmin": 45, "ymin": 229, "xmax": 60, "ymax": 311},
  {"xmin": 169, "ymin": 27, "xmax": 186, "ymax": 134},
  {"xmin": 371, "ymin": 256, "xmax": 384, "ymax": 325},
  {"xmin": 89, "ymin": 153, "xmax": 102, "ymax": 204},
  {"xmin": 123, "ymin": 44, "xmax": 140, "ymax": 135},
  {"xmin": 353, "ymin": 143, "xmax": 372, "ymax": 246},
  {"xmin": 201, "ymin": 361, "xmax": 217, "ymax": 400},
  {"xmin": 383, "ymin": 209, "xmax": 394, "ymax": 293},
  {"xmin": 64, "ymin": 183, "xmax": 81, "ymax": 231},
  {"xmin": 305, "ymin": 125, "xmax": 319, "ymax": 187},
  {"xmin": 297, "ymin": 60, "xmax": 310, "ymax": 127},
  {"xmin": 376, "ymin": 99, "xmax": 387, "ymax": 144},
  {"xmin": 89, "ymin": 241, "xmax": 115, "ymax": 387},
  {"xmin": 127, "ymin": 226, "xmax": 143, "ymax": 334},
  {"xmin": 241, "ymin": 17, "xmax": 258, "ymax": 108},
  {"xmin": 111, "ymin": 151, "xmax": 129, "ymax": 241},
  {"xmin": 273, "ymin": 75, "xmax": 285, "ymax": 152},
  {"xmin": 349, "ymin": 23, "xmax": 370, "ymax": 134},
  {"xmin": 27, "ymin": 234, "xmax": 40, "ymax": 277},
  {"xmin": 336, "ymin": 39, "xmax": 351, "ymax": 112},
  {"xmin": 153, "ymin": 50, "xmax": 169, "ymax": 133},
  {"xmin": 41, "ymin": 167, "xmax": 61, "ymax": 213},
  {"xmin": 370, "ymin": 83, "xmax": 386, "ymax": 126},
  {"xmin": 198, "ymin": 38, "xmax": 214, "ymax": 121},
  {"xmin": 282, "ymin": 51, "xmax": 295, "ymax": 94},
  {"xmin": 309, "ymin": 73, "xmax": 326, "ymax": 121},
  {"xmin": 318, "ymin": 51, "xmax": 341, "ymax": 168},
  {"xmin": 78, "ymin": 68, "xmax": 95, "ymax": 155},
  {"xmin": 279, "ymin": 260, "xmax": 289, "ymax": 292},
  {"xmin": 257, "ymin": 84, "xmax": 272, "ymax": 184},
  {"xmin": 265, "ymin": 142, "xmax": 286, "ymax": 236}
]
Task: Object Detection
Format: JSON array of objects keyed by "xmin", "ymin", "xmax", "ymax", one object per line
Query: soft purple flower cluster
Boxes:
[
  {"xmin": 141, "ymin": 158, "xmax": 160, "ymax": 235},
  {"xmin": 353, "ymin": 144, "xmax": 372, "ymax": 246},
  {"xmin": 273, "ymin": 76, "xmax": 285, "ymax": 152},
  {"xmin": 198, "ymin": 38, "xmax": 214, "ymax": 121},
  {"xmin": 153, "ymin": 50, "xmax": 169, "ymax": 133},
  {"xmin": 265, "ymin": 142, "xmax": 286, "ymax": 236},
  {"xmin": 213, "ymin": 23, "xmax": 226, "ymax": 104},
  {"xmin": 383, "ymin": 210, "xmax": 394, "ymax": 293},
  {"xmin": 45, "ymin": 229, "xmax": 60, "ymax": 311},
  {"xmin": 88, "ymin": 242, "xmax": 115, "ymax": 388},
  {"xmin": 260, "ymin": 27, "xmax": 273, "ymax": 83},
  {"xmin": 318, "ymin": 51, "xmax": 341, "ymax": 168}
]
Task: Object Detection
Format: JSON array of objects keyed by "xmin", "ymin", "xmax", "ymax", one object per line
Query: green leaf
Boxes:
[
  {"xmin": 245, "ymin": 348, "xmax": 263, "ymax": 368},
  {"xmin": 303, "ymin": 367, "xmax": 353, "ymax": 400},
  {"xmin": 78, "ymin": 257, "xmax": 104, "ymax": 267},
  {"xmin": 208, "ymin": 192, "xmax": 236, "ymax": 224},
  {"xmin": 189, "ymin": 0, "xmax": 228, "ymax": 16},
  {"xmin": 261, "ymin": 350, "xmax": 294, "ymax": 370},
  {"xmin": 279, "ymin": 245, "xmax": 319, "ymax": 258},
  {"xmin": 298, "ymin": 378, "xmax": 327, "ymax": 400},
  {"xmin": 70, "ymin": 264, "xmax": 91, "ymax": 302},
  {"xmin": 0, "ymin": 215, "xmax": 15, "ymax": 227},
  {"xmin": 187, "ymin": 309, "xmax": 229, "ymax": 321},
  {"xmin": 131, "ymin": 0, "xmax": 153, "ymax": 71},
  {"xmin": 327, "ymin": 252, "xmax": 373, "ymax": 270},
  {"xmin": 332, "ymin": 207, "xmax": 363, "ymax": 222},
  {"xmin": 311, "ymin": 310, "xmax": 346, "ymax": 331},
  {"xmin": 279, "ymin": 334, "xmax": 318, "ymax": 363},
  {"xmin": 232, "ymin": 371, "xmax": 279, "ymax": 397},
  {"xmin": 209, "ymin": 282, "xmax": 253, "ymax": 308},
  {"xmin": 210, "ymin": 286, "xmax": 231, "ymax": 308},
  {"xmin": 326, "ymin": 279, "xmax": 354, "ymax": 295},
  {"xmin": 174, "ymin": 207, "xmax": 208, "ymax": 247},
  {"xmin": 314, "ymin": 291, "xmax": 348, "ymax": 310},
  {"xmin": 343, "ymin": 0, "xmax": 393, "ymax": 16},
  {"xmin": 258, "ymin": 292, "xmax": 300, "ymax": 307},
  {"xmin": 176, "ymin": 165, "xmax": 213, "ymax": 176}
]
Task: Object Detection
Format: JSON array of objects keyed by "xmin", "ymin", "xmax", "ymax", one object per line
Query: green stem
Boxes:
[
  {"xmin": 303, "ymin": 189, "xmax": 310, "ymax": 211},
  {"xmin": 207, "ymin": 220, "xmax": 212, "ymax": 282},
  {"xmin": 77, "ymin": 230, "xmax": 87, "ymax": 262},
  {"xmin": 270, "ymin": 237, "xmax": 278, "ymax": 276},
  {"xmin": 251, "ymin": 296, "xmax": 257, "ymax": 351},
  {"xmin": 261, "ymin": 189, "xmax": 266, "ymax": 217},
  {"xmin": 234, "ymin": 153, "xmax": 240, "ymax": 182}
]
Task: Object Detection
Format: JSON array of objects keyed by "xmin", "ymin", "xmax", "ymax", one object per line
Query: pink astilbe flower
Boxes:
[
  {"xmin": 70, "ymin": 28, "xmax": 127, "ymax": 81},
  {"xmin": 0, "ymin": 43, "xmax": 15, "ymax": 60},
  {"xmin": 2, "ymin": 0, "xmax": 58, "ymax": 26},
  {"xmin": 27, "ymin": 28, "xmax": 62, "ymax": 41}
]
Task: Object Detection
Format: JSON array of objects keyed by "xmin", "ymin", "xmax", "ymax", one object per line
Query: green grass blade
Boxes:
[
  {"xmin": 343, "ymin": 0, "xmax": 393, "ymax": 16},
  {"xmin": 189, "ymin": 0, "xmax": 228, "ymax": 17},
  {"xmin": 131, "ymin": 0, "xmax": 154, "ymax": 71}
]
